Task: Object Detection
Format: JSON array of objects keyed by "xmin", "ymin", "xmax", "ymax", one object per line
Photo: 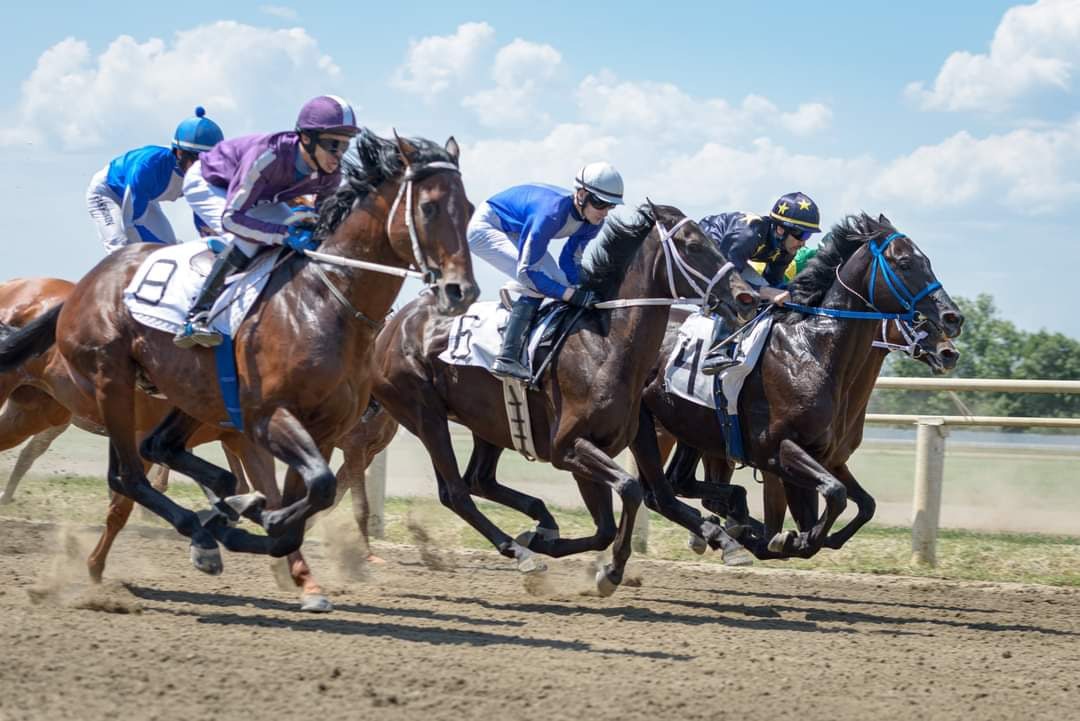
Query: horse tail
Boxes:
[{"xmin": 0, "ymin": 303, "xmax": 62, "ymax": 372}]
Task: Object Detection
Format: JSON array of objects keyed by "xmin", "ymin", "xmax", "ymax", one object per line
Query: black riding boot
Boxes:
[
  {"xmin": 492, "ymin": 297, "xmax": 539, "ymax": 381},
  {"xmin": 173, "ymin": 243, "xmax": 253, "ymax": 349},
  {"xmin": 700, "ymin": 316, "xmax": 739, "ymax": 376}
]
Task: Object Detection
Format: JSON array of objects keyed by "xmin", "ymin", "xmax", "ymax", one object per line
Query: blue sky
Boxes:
[{"xmin": 3, "ymin": 1, "xmax": 1078, "ymax": 335}]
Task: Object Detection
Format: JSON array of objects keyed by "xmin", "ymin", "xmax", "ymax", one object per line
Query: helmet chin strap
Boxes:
[{"xmin": 299, "ymin": 131, "xmax": 336, "ymax": 176}]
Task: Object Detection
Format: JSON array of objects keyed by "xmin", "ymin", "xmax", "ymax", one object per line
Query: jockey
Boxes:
[
  {"xmin": 467, "ymin": 162, "xmax": 624, "ymax": 380},
  {"xmin": 86, "ymin": 107, "xmax": 224, "ymax": 253},
  {"xmin": 697, "ymin": 191, "xmax": 822, "ymax": 374},
  {"xmin": 174, "ymin": 95, "xmax": 360, "ymax": 348}
]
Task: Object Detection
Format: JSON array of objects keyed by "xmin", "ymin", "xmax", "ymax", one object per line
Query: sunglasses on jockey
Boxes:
[
  {"xmin": 782, "ymin": 224, "xmax": 813, "ymax": 242},
  {"xmin": 584, "ymin": 192, "xmax": 616, "ymax": 211},
  {"xmin": 313, "ymin": 134, "xmax": 350, "ymax": 157}
]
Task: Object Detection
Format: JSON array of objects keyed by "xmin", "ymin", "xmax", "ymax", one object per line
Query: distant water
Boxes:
[{"xmin": 864, "ymin": 426, "xmax": 1080, "ymax": 451}]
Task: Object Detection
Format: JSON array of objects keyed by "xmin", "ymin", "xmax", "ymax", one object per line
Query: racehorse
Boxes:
[
  {"xmin": 0, "ymin": 130, "xmax": 476, "ymax": 576},
  {"xmin": 630, "ymin": 213, "xmax": 964, "ymax": 560},
  {"xmin": 0, "ymin": 277, "xmax": 397, "ymax": 610},
  {"xmin": 372, "ymin": 203, "xmax": 759, "ymax": 595}
]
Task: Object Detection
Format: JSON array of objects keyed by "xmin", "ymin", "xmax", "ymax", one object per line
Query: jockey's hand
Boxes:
[
  {"xmin": 566, "ymin": 287, "xmax": 597, "ymax": 308},
  {"xmin": 760, "ymin": 287, "xmax": 790, "ymax": 306},
  {"xmin": 286, "ymin": 205, "xmax": 318, "ymax": 231},
  {"xmin": 284, "ymin": 227, "xmax": 317, "ymax": 253}
]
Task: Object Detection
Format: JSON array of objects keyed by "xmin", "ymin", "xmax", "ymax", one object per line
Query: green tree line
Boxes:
[{"xmin": 870, "ymin": 294, "xmax": 1080, "ymax": 426}]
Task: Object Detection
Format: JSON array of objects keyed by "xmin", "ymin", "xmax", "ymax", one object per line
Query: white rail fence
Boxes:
[{"xmin": 364, "ymin": 378, "xmax": 1078, "ymax": 567}]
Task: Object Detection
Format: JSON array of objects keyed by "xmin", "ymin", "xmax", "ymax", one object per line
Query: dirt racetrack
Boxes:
[{"xmin": 1, "ymin": 516, "xmax": 1078, "ymax": 721}]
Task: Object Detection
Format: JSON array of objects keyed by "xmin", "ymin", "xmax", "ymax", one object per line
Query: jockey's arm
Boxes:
[
  {"xmin": 516, "ymin": 214, "xmax": 573, "ymax": 301},
  {"xmin": 221, "ymin": 149, "xmax": 291, "ymax": 245},
  {"xmin": 120, "ymin": 151, "xmax": 174, "ymax": 244}
]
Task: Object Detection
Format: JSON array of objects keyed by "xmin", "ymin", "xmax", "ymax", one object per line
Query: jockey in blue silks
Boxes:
[
  {"xmin": 173, "ymin": 95, "xmax": 360, "ymax": 348},
  {"xmin": 86, "ymin": 107, "xmax": 224, "ymax": 254},
  {"xmin": 696, "ymin": 191, "xmax": 822, "ymax": 374},
  {"xmin": 467, "ymin": 162, "xmax": 625, "ymax": 380}
]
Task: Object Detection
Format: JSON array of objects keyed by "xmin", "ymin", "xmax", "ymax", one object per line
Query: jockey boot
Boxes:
[
  {"xmin": 700, "ymin": 317, "xmax": 740, "ymax": 376},
  {"xmin": 492, "ymin": 296, "xmax": 539, "ymax": 381},
  {"xmin": 173, "ymin": 243, "xmax": 253, "ymax": 349}
]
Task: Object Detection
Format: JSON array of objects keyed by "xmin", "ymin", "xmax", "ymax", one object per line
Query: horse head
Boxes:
[
  {"xmin": 645, "ymin": 201, "xmax": 759, "ymax": 327},
  {"xmin": 837, "ymin": 213, "xmax": 964, "ymax": 340},
  {"xmin": 387, "ymin": 133, "xmax": 479, "ymax": 316},
  {"xmin": 884, "ymin": 318, "xmax": 960, "ymax": 375}
]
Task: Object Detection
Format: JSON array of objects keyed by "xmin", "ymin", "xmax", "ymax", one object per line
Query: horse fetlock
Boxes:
[
  {"xmin": 595, "ymin": 563, "xmax": 621, "ymax": 597},
  {"xmin": 512, "ymin": 543, "xmax": 547, "ymax": 574},
  {"xmin": 768, "ymin": 529, "xmax": 796, "ymax": 553},
  {"xmin": 224, "ymin": 491, "xmax": 266, "ymax": 522}
]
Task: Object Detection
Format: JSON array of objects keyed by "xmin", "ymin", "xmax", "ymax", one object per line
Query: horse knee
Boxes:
[
  {"xmin": 821, "ymin": 480, "xmax": 847, "ymax": 512},
  {"xmin": 615, "ymin": 477, "xmax": 643, "ymax": 508},
  {"xmin": 308, "ymin": 472, "xmax": 336, "ymax": 511}
]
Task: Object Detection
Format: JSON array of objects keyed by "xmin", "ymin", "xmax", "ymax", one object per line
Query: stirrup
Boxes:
[
  {"xmin": 173, "ymin": 316, "xmax": 222, "ymax": 349},
  {"xmin": 492, "ymin": 357, "xmax": 531, "ymax": 381},
  {"xmin": 700, "ymin": 354, "xmax": 739, "ymax": 376}
]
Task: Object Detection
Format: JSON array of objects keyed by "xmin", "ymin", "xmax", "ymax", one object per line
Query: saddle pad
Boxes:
[
  {"xmin": 122, "ymin": 240, "xmax": 281, "ymax": 337},
  {"xmin": 663, "ymin": 313, "xmax": 774, "ymax": 412},
  {"xmin": 437, "ymin": 301, "xmax": 567, "ymax": 373}
]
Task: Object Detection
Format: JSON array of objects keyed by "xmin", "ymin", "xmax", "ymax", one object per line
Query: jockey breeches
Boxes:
[
  {"xmin": 467, "ymin": 202, "xmax": 571, "ymax": 295},
  {"xmin": 86, "ymin": 168, "xmax": 176, "ymax": 253},
  {"xmin": 183, "ymin": 162, "xmax": 290, "ymax": 258}
]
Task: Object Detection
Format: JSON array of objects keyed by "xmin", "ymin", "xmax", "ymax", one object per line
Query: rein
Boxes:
[
  {"xmin": 784, "ymin": 232, "xmax": 940, "ymax": 322},
  {"xmin": 301, "ymin": 159, "xmax": 462, "ymax": 326}
]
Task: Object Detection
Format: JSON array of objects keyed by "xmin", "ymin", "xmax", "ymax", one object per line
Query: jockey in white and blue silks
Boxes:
[
  {"xmin": 467, "ymin": 162, "xmax": 625, "ymax": 380},
  {"xmin": 86, "ymin": 107, "xmax": 224, "ymax": 254},
  {"xmin": 173, "ymin": 95, "xmax": 360, "ymax": 349}
]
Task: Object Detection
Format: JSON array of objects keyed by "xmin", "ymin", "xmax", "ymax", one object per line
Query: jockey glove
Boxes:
[
  {"xmin": 284, "ymin": 227, "xmax": 318, "ymax": 252},
  {"xmin": 567, "ymin": 287, "xmax": 597, "ymax": 308}
]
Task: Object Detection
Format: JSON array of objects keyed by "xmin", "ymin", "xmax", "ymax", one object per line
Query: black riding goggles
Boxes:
[
  {"xmin": 585, "ymin": 192, "xmax": 616, "ymax": 211},
  {"xmin": 784, "ymin": 226, "xmax": 813, "ymax": 241},
  {"xmin": 314, "ymin": 135, "xmax": 350, "ymax": 157}
]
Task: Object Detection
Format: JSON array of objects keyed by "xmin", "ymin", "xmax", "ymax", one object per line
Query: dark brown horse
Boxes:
[
  {"xmin": 0, "ymin": 276, "xmax": 397, "ymax": 610},
  {"xmin": 0, "ymin": 131, "xmax": 477, "ymax": 576},
  {"xmin": 631, "ymin": 213, "xmax": 964, "ymax": 560},
  {"xmin": 372, "ymin": 204, "xmax": 758, "ymax": 595},
  {"xmin": 661, "ymin": 313, "xmax": 960, "ymax": 558}
]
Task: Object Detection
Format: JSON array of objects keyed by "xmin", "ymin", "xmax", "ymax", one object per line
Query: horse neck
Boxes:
[
  {"xmin": 598, "ymin": 232, "xmax": 674, "ymax": 385},
  {"xmin": 312, "ymin": 181, "xmax": 410, "ymax": 324}
]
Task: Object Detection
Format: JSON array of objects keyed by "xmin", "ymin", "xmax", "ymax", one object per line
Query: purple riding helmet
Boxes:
[{"xmin": 296, "ymin": 95, "xmax": 361, "ymax": 135}]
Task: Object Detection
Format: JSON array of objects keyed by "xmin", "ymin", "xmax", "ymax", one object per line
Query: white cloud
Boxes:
[
  {"xmin": 259, "ymin": 5, "xmax": 298, "ymax": 20},
  {"xmin": 906, "ymin": 0, "xmax": 1080, "ymax": 111},
  {"xmin": 462, "ymin": 39, "xmax": 562, "ymax": 128},
  {"xmin": 0, "ymin": 22, "xmax": 342, "ymax": 150},
  {"xmin": 390, "ymin": 22, "xmax": 494, "ymax": 97},
  {"xmin": 575, "ymin": 73, "xmax": 832, "ymax": 144}
]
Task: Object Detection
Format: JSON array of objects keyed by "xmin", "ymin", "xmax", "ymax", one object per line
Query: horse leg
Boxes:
[
  {"xmin": 767, "ymin": 440, "xmax": 847, "ymax": 558},
  {"xmin": 822, "ymin": 463, "xmax": 876, "ymax": 550},
  {"xmin": 223, "ymin": 445, "xmax": 252, "ymax": 495},
  {"xmin": 335, "ymin": 425, "xmax": 380, "ymax": 561},
  {"xmin": 0, "ymin": 420, "xmax": 70, "ymax": 504},
  {"xmin": 628, "ymin": 409, "xmax": 751, "ymax": 565},
  {"xmin": 87, "ymin": 486, "xmax": 137, "ymax": 582},
  {"xmin": 464, "ymin": 436, "xmax": 560, "ymax": 546}
]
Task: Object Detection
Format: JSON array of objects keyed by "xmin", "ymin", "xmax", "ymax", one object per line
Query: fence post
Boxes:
[
  {"xmin": 367, "ymin": 450, "xmax": 387, "ymax": 540},
  {"xmin": 626, "ymin": 456, "xmax": 650, "ymax": 554},
  {"xmin": 910, "ymin": 417, "xmax": 948, "ymax": 566}
]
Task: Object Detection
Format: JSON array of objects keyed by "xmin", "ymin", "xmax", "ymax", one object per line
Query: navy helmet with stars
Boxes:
[{"xmin": 769, "ymin": 191, "xmax": 821, "ymax": 234}]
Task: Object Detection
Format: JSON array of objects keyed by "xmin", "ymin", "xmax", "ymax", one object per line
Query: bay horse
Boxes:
[
  {"xmin": 0, "ymin": 276, "xmax": 397, "ymax": 610},
  {"xmin": 631, "ymin": 213, "xmax": 965, "ymax": 560},
  {"xmin": 0, "ymin": 130, "xmax": 477, "ymax": 576},
  {"xmin": 372, "ymin": 203, "xmax": 759, "ymax": 595}
]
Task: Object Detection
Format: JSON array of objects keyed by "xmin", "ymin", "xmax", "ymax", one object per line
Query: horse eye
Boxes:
[{"xmin": 420, "ymin": 201, "xmax": 438, "ymax": 220}]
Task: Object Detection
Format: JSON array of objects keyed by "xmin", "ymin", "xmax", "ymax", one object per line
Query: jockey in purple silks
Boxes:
[{"xmin": 174, "ymin": 95, "xmax": 360, "ymax": 348}]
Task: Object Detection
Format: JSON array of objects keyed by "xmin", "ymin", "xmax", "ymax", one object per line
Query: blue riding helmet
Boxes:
[
  {"xmin": 173, "ymin": 106, "xmax": 224, "ymax": 153},
  {"xmin": 769, "ymin": 191, "xmax": 821, "ymax": 233}
]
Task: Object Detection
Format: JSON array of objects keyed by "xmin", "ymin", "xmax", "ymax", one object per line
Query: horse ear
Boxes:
[
  {"xmin": 644, "ymin": 196, "xmax": 659, "ymax": 221},
  {"xmin": 878, "ymin": 212, "xmax": 892, "ymax": 225},
  {"xmin": 444, "ymin": 136, "xmax": 460, "ymax": 163},
  {"xmin": 393, "ymin": 129, "xmax": 416, "ymax": 168}
]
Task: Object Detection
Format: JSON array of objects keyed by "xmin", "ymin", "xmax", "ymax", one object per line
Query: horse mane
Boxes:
[
  {"xmin": 580, "ymin": 204, "xmax": 668, "ymax": 300},
  {"xmin": 779, "ymin": 212, "xmax": 897, "ymax": 323},
  {"xmin": 314, "ymin": 128, "xmax": 457, "ymax": 240}
]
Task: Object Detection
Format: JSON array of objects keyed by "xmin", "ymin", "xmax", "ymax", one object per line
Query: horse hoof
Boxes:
[
  {"xmin": 722, "ymin": 546, "xmax": 754, "ymax": 567},
  {"xmin": 514, "ymin": 545, "xmax": 547, "ymax": 574},
  {"xmin": 687, "ymin": 533, "xmax": 708, "ymax": 555},
  {"xmin": 300, "ymin": 593, "xmax": 333, "ymax": 613},
  {"xmin": 190, "ymin": 543, "xmax": 223, "ymax": 575},
  {"xmin": 768, "ymin": 530, "xmax": 796, "ymax": 553},
  {"xmin": 595, "ymin": 567, "xmax": 619, "ymax": 597}
]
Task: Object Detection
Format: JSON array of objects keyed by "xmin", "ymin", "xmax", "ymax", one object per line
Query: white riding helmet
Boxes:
[{"xmin": 574, "ymin": 162, "xmax": 624, "ymax": 206}]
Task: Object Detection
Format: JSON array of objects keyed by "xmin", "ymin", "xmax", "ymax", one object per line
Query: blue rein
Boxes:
[{"xmin": 785, "ymin": 232, "xmax": 940, "ymax": 322}]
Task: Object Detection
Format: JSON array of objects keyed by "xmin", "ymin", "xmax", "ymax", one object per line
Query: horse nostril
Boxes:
[{"xmin": 444, "ymin": 283, "xmax": 464, "ymax": 305}]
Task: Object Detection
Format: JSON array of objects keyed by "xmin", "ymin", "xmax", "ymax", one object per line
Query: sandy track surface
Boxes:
[{"xmin": 1, "ymin": 517, "xmax": 1078, "ymax": 721}]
